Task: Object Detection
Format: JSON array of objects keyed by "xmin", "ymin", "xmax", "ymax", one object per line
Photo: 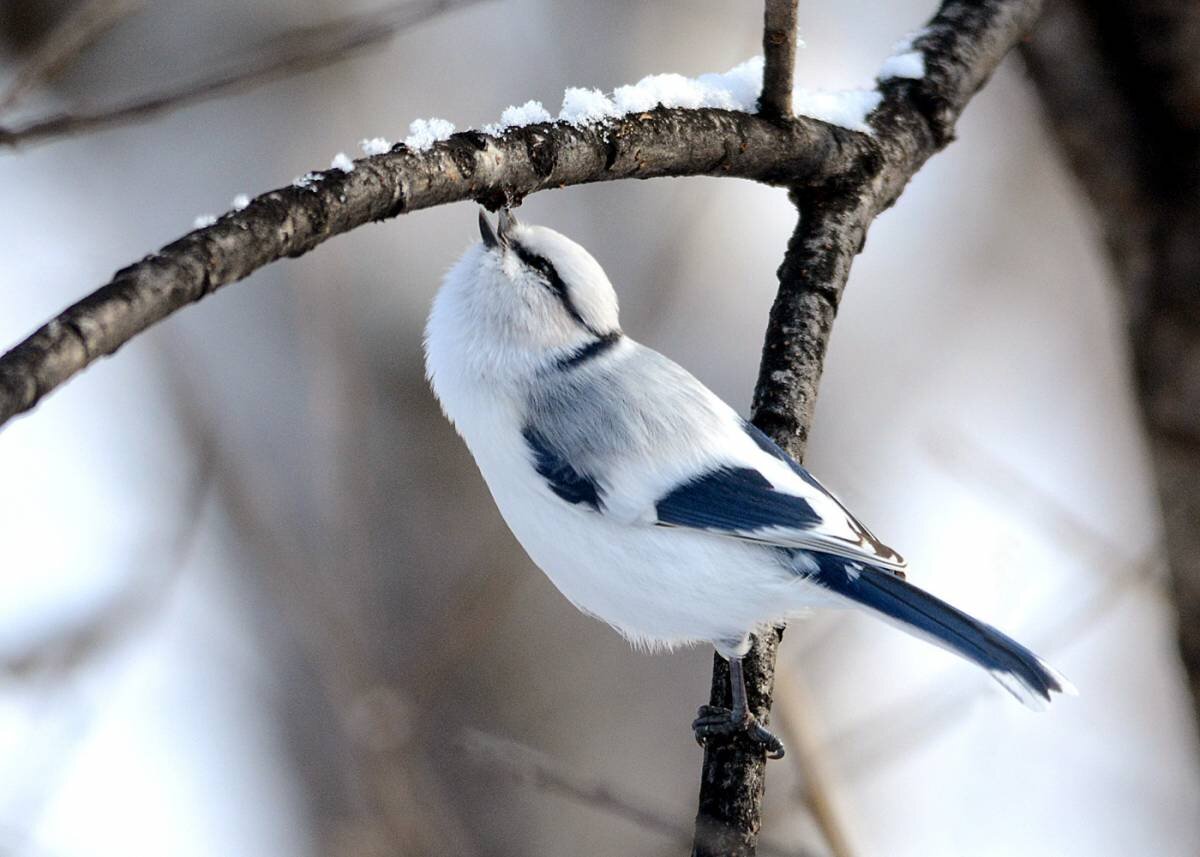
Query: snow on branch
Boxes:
[{"xmin": 0, "ymin": 0, "xmax": 1040, "ymax": 438}]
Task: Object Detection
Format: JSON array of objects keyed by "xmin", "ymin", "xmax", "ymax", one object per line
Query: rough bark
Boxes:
[
  {"xmin": 694, "ymin": 1, "xmax": 1044, "ymax": 853},
  {"xmin": 1022, "ymin": 0, "xmax": 1200, "ymax": 735},
  {"xmin": 0, "ymin": 109, "xmax": 853, "ymax": 428},
  {"xmin": 758, "ymin": 0, "xmax": 800, "ymax": 120}
]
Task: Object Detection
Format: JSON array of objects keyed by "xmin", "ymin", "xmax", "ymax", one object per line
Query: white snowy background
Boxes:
[{"xmin": 1, "ymin": 0, "xmax": 1198, "ymax": 855}]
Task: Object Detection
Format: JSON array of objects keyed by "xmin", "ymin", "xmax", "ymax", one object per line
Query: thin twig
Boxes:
[
  {"xmin": 694, "ymin": 2, "xmax": 1045, "ymax": 853},
  {"xmin": 773, "ymin": 670, "xmax": 858, "ymax": 857},
  {"xmin": 0, "ymin": 0, "xmax": 489, "ymax": 148},
  {"xmin": 758, "ymin": 0, "xmax": 799, "ymax": 119},
  {"xmin": 0, "ymin": 0, "xmax": 145, "ymax": 113}
]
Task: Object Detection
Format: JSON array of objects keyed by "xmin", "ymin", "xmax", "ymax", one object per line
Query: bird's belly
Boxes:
[{"xmin": 479, "ymin": 457, "xmax": 824, "ymax": 649}]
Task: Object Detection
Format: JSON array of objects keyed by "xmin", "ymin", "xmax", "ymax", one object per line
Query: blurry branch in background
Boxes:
[
  {"xmin": 1, "ymin": 469, "xmax": 211, "ymax": 679},
  {"xmin": 167, "ymin": 363, "xmax": 486, "ymax": 856},
  {"xmin": 0, "ymin": 429, "xmax": 211, "ymax": 849},
  {"xmin": 772, "ymin": 671, "xmax": 857, "ymax": 857},
  {"xmin": 0, "ymin": 0, "xmax": 144, "ymax": 113},
  {"xmin": 458, "ymin": 728, "xmax": 804, "ymax": 857},
  {"xmin": 1020, "ymin": 0, "xmax": 1200, "ymax": 744},
  {"xmin": 0, "ymin": 0, "xmax": 489, "ymax": 147},
  {"xmin": 827, "ymin": 429, "xmax": 1166, "ymax": 778}
]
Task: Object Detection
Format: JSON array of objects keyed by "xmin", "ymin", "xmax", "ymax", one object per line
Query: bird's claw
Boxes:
[{"xmin": 692, "ymin": 704, "xmax": 786, "ymax": 759}]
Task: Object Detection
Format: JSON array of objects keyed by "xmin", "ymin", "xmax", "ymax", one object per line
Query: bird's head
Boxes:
[{"xmin": 433, "ymin": 210, "xmax": 621, "ymax": 367}]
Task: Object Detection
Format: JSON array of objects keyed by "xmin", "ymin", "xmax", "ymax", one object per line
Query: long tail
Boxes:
[{"xmin": 805, "ymin": 554, "xmax": 1075, "ymax": 709}]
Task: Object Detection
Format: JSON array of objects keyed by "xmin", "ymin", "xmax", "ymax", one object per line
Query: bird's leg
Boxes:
[{"xmin": 692, "ymin": 656, "xmax": 785, "ymax": 759}]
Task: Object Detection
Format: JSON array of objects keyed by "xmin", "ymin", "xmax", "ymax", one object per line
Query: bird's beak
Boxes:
[
  {"xmin": 478, "ymin": 209, "xmax": 500, "ymax": 249},
  {"xmin": 497, "ymin": 208, "xmax": 520, "ymax": 244}
]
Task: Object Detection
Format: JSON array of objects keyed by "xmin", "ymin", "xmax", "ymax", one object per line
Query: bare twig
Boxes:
[
  {"xmin": 758, "ymin": 0, "xmax": 799, "ymax": 120},
  {"xmin": 0, "ymin": 0, "xmax": 489, "ymax": 148},
  {"xmin": 694, "ymin": 2, "xmax": 1044, "ymax": 853},
  {"xmin": 773, "ymin": 670, "xmax": 858, "ymax": 857},
  {"xmin": 0, "ymin": 0, "xmax": 145, "ymax": 113}
]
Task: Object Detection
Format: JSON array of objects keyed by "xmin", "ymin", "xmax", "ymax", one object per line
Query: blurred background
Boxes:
[{"xmin": 1, "ymin": 0, "xmax": 1198, "ymax": 855}]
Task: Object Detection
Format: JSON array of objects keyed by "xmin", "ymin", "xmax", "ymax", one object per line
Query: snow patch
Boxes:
[
  {"xmin": 360, "ymin": 137, "xmax": 391, "ymax": 156},
  {"xmin": 611, "ymin": 57, "xmax": 764, "ymax": 113},
  {"xmin": 373, "ymin": 50, "xmax": 900, "ymax": 153},
  {"xmin": 231, "ymin": 193, "xmax": 250, "ymax": 210},
  {"xmin": 558, "ymin": 87, "xmax": 619, "ymax": 126},
  {"xmin": 879, "ymin": 32, "xmax": 927, "ymax": 81},
  {"xmin": 403, "ymin": 117, "xmax": 455, "ymax": 151},
  {"xmin": 484, "ymin": 100, "xmax": 553, "ymax": 134},
  {"xmin": 330, "ymin": 152, "xmax": 354, "ymax": 172},
  {"xmin": 793, "ymin": 88, "xmax": 882, "ymax": 133},
  {"xmin": 293, "ymin": 172, "xmax": 322, "ymax": 190},
  {"xmin": 556, "ymin": 57, "xmax": 765, "ymax": 128},
  {"xmin": 192, "ymin": 214, "xmax": 217, "ymax": 229}
]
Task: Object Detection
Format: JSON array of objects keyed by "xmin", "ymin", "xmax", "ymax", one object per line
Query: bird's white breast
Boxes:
[{"xmin": 426, "ymin": 346, "xmax": 825, "ymax": 650}]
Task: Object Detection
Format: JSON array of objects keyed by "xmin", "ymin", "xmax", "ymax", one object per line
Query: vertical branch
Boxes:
[
  {"xmin": 758, "ymin": 0, "xmax": 799, "ymax": 120},
  {"xmin": 693, "ymin": 190, "xmax": 868, "ymax": 857}
]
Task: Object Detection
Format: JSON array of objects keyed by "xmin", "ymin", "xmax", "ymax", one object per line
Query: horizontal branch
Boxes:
[
  {"xmin": 0, "ymin": 0, "xmax": 1041, "ymax": 433},
  {"xmin": 0, "ymin": 108, "xmax": 854, "ymax": 428}
]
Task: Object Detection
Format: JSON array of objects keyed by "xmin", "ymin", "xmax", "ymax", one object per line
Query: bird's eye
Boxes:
[{"xmin": 513, "ymin": 245, "xmax": 558, "ymax": 283}]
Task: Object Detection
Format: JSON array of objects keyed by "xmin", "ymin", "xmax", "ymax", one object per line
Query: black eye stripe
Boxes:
[
  {"xmin": 513, "ymin": 245, "xmax": 562, "ymax": 291},
  {"xmin": 511, "ymin": 242, "xmax": 595, "ymax": 332}
]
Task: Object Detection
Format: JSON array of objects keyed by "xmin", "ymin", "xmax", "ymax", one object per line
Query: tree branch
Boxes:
[
  {"xmin": 758, "ymin": 0, "xmax": 799, "ymax": 120},
  {"xmin": 0, "ymin": 109, "xmax": 854, "ymax": 428},
  {"xmin": 0, "ymin": 0, "xmax": 488, "ymax": 148},
  {"xmin": 693, "ymin": 1, "xmax": 1043, "ymax": 854}
]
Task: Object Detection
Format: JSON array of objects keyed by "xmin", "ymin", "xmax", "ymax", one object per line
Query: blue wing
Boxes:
[
  {"xmin": 653, "ymin": 421, "xmax": 906, "ymax": 572},
  {"xmin": 523, "ymin": 425, "xmax": 604, "ymax": 511},
  {"xmin": 655, "ymin": 465, "xmax": 821, "ymax": 533}
]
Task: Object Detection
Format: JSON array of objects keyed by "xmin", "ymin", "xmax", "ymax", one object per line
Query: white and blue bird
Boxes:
[{"xmin": 424, "ymin": 209, "xmax": 1073, "ymax": 757}]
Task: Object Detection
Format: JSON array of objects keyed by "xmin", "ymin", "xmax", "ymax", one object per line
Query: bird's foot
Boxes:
[{"xmin": 692, "ymin": 704, "xmax": 785, "ymax": 759}]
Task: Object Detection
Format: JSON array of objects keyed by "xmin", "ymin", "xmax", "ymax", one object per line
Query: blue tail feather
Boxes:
[{"xmin": 804, "ymin": 553, "xmax": 1070, "ymax": 707}]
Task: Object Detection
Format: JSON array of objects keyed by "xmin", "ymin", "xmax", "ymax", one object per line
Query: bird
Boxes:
[{"xmin": 424, "ymin": 209, "xmax": 1073, "ymax": 758}]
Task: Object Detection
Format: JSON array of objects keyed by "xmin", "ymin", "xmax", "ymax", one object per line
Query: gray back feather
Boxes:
[{"xmin": 523, "ymin": 343, "xmax": 728, "ymax": 483}]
